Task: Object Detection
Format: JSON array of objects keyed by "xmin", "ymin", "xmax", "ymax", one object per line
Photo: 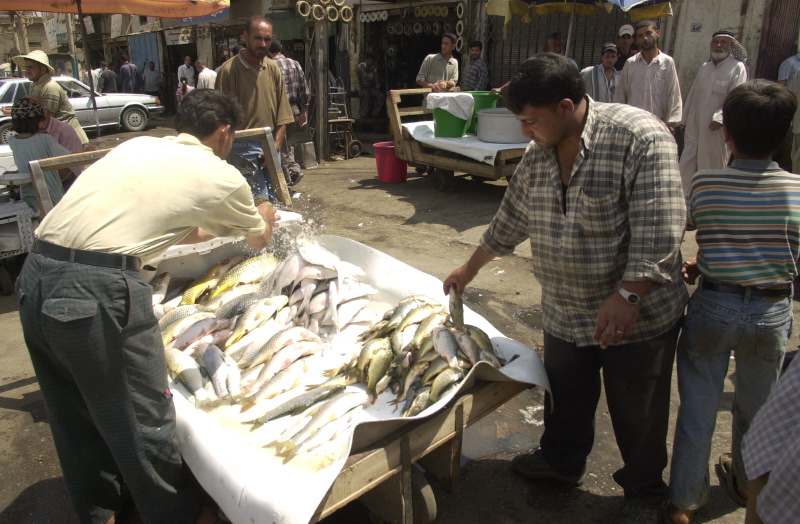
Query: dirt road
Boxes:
[{"xmin": 0, "ymin": 122, "xmax": 789, "ymax": 523}]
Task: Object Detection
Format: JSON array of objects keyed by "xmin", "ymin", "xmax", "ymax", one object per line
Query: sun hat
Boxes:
[
  {"xmin": 12, "ymin": 50, "xmax": 55, "ymax": 76},
  {"xmin": 618, "ymin": 24, "xmax": 634, "ymax": 37}
]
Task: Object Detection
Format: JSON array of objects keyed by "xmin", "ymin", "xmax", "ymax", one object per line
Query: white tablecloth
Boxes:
[{"xmin": 402, "ymin": 121, "xmax": 529, "ymax": 165}]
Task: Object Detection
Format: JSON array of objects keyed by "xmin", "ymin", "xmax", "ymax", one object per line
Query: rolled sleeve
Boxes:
[
  {"xmin": 199, "ymin": 184, "xmax": 266, "ymax": 239},
  {"xmin": 623, "ymin": 135, "xmax": 685, "ymax": 284}
]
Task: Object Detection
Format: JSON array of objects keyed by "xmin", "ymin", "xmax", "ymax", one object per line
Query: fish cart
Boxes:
[
  {"xmin": 154, "ymin": 234, "xmax": 548, "ymax": 524},
  {"xmin": 386, "ymin": 88, "xmax": 528, "ymax": 191}
]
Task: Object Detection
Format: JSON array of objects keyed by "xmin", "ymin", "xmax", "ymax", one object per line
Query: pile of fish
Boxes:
[
  {"xmin": 346, "ymin": 290, "xmax": 505, "ymax": 417},
  {"xmin": 151, "ymin": 235, "xmax": 507, "ymax": 459}
]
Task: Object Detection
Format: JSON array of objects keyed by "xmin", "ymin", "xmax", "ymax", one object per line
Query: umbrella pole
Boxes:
[
  {"xmin": 75, "ymin": 0, "xmax": 102, "ymax": 138},
  {"xmin": 565, "ymin": 0, "xmax": 577, "ymax": 59}
]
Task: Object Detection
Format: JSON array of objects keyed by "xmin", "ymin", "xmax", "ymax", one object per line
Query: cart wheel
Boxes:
[
  {"xmin": 348, "ymin": 140, "xmax": 363, "ymax": 158},
  {"xmin": 429, "ymin": 169, "xmax": 454, "ymax": 191},
  {"xmin": 331, "ymin": 137, "xmax": 346, "ymax": 154},
  {"xmin": 411, "ymin": 467, "xmax": 437, "ymax": 524}
]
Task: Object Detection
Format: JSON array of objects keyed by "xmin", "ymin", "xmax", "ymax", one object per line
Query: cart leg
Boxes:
[
  {"xmin": 359, "ymin": 435, "xmax": 438, "ymax": 524},
  {"xmin": 418, "ymin": 403, "xmax": 463, "ymax": 493}
]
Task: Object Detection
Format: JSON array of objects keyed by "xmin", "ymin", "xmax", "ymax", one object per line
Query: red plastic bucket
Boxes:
[{"xmin": 374, "ymin": 141, "xmax": 407, "ymax": 183}]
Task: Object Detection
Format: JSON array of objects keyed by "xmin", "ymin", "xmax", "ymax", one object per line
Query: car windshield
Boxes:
[{"xmin": 56, "ymin": 79, "xmax": 92, "ymax": 99}]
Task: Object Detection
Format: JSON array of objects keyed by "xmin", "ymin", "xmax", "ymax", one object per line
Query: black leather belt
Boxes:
[
  {"xmin": 33, "ymin": 239, "xmax": 142, "ymax": 271},
  {"xmin": 700, "ymin": 279, "xmax": 790, "ymax": 298}
]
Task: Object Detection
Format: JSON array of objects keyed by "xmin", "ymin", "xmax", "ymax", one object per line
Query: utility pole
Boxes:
[{"xmin": 65, "ymin": 14, "xmax": 79, "ymax": 78}]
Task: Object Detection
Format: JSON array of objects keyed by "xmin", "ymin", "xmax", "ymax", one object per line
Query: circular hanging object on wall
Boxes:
[
  {"xmin": 381, "ymin": 10, "xmax": 388, "ymax": 20},
  {"xmin": 387, "ymin": 23, "xmax": 396, "ymax": 34},
  {"xmin": 312, "ymin": 4, "xmax": 326, "ymax": 20},
  {"xmin": 394, "ymin": 22, "xmax": 404, "ymax": 34},
  {"xmin": 442, "ymin": 22, "xmax": 453, "ymax": 33},
  {"xmin": 302, "ymin": 20, "xmax": 315, "ymax": 42},
  {"xmin": 319, "ymin": 0, "xmax": 331, "ymax": 5},
  {"xmin": 456, "ymin": 2, "xmax": 464, "ymax": 18},
  {"xmin": 423, "ymin": 23, "xmax": 432, "ymax": 34},
  {"xmin": 414, "ymin": 6, "xmax": 421, "ymax": 17},
  {"xmin": 386, "ymin": 43, "xmax": 398, "ymax": 57},
  {"xmin": 358, "ymin": 12, "xmax": 366, "ymax": 22},
  {"xmin": 442, "ymin": 6, "xmax": 449, "ymax": 17},
  {"xmin": 333, "ymin": 0, "xmax": 346, "ymax": 6},
  {"xmin": 413, "ymin": 22, "xmax": 422, "ymax": 34},
  {"xmin": 296, "ymin": 0, "xmax": 311, "ymax": 17},
  {"xmin": 456, "ymin": 20, "xmax": 464, "ymax": 36},
  {"xmin": 432, "ymin": 21, "xmax": 441, "ymax": 35},
  {"xmin": 404, "ymin": 23, "xmax": 413, "ymax": 35},
  {"xmin": 339, "ymin": 5, "xmax": 353, "ymax": 22},
  {"xmin": 456, "ymin": 36, "xmax": 464, "ymax": 52},
  {"xmin": 327, "ymin": 5, "xmax": 339, "ymax": 22}
]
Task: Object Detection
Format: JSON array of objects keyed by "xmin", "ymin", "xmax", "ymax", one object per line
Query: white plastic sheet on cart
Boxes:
[{"xmin": 155, "ymin": 234, "xmax": 549, "ymax": 524}]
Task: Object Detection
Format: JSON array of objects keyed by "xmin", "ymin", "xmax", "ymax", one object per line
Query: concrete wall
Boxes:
[{"xmin": 671, "ymin": 0, "xmax": 767, "ymax": 96}]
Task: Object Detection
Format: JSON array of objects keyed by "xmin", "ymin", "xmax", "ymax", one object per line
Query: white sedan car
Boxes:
[{"xmin": 0, "ymin": 76, "xmax": 165, "ymax": 144}]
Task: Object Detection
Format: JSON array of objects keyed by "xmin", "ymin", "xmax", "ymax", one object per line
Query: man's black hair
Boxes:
[
  {"xmin": 634, "ymin": 20, "xmax": 658, "ymax": 31},
  {"xmin": 269, "ymin": 39, "xmax": 282, "ymax": 54},
  {"xmin": 723, "ymin": 79, "xmax": 797, "ymax": 158},
  {"xmin": 507, "ymin": 53, "xmax": 585, "ymax": 114},
  {"xmin": 175, "ymin": 89, "xmax": 245, "ymax": 139},
  {"xmin": 245, "ymin": 15, "xmax": 272, "ymax": 33},
  {"xmin": 469, "ymin": 41, "xmax": 483, "ymax": 51},
  {"xmin": 120, "ymin": 54, "xmax": 129, "ymax": 63},
  {"xmin": 441, "ymin": 33, "xmax": 457, "ymax": 45}
]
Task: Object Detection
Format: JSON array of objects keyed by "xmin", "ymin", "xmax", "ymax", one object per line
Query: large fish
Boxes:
[
  {"xmin": 165, "ymin": 347, "xmax": 208, "ymax": 407},
  {"xmin": 246, "ymin": 384, "xmax": 345, "ymax": 428},
  {"xmin": 366, "ymin": 347, "xmax": 394, "ymax": 402},
  {"xmin": 195, "ymin": 343, "xmax": 232, "ymax": 399},
  {"xmin": 161, "ymin": 312, "xmax": 215, "ymax": 347},
  {"xmin": 172, "ymin": 318, "xmax": 231, "ymax": 351},
  {"xmin": 239, "ymin": 326, "xmax": 321, "ymax": 370},
  {"xmin": 240, "ymin": 357, "xmax": 312, "ymax": 412},
  {"xmin": 242, "ymin": 340, "xmax": 321, "ymax": 395},
  {"xmin": 432, "ymin": 325, "xmax": 462, "ymax": 371},
  {"xmin": 225, "ymin": 295, "xmax": 288, "ymax": 348},
  {"xmin": 277, "ymin": 389, "xmax": 367, "ymax": 452},
  {"xmin": 158, "ymin": 304, "xmax": 209, "ymax": 330},
  {"xmin": 263, "ymin": 251, "xmax": 305, "ymax": 295},
  {"xmin": 448, "ymin": 287, "xmax": 464, "ymax": 328},
  {"xmin": 215, "ymin": 291, "xmax": 271, "ymax": 319},
  {"xmin": 429, "ymin": 368, "xmax": 463, "ymax": 403},
  {"xmin": 207, "ymin": 253, "xmax": 279, "ymax": 301},
  {"xmin": 180, "ymin": 256, "xmax": 245, "ymax": 305}
]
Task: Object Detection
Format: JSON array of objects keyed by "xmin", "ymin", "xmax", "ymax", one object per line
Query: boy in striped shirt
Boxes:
[{"xmin": 665, "ymin": 80, "xmax": 799, "ymax": 524}]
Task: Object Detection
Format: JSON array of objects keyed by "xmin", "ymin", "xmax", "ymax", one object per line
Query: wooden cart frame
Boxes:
[{"xmin": 386, "ymin": 88, "xmax": 526, "ymax": 191}]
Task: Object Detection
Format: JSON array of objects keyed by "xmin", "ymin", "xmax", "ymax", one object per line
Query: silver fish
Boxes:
[
  {"xmin": 150, "ymin": 272, "xmax": 171, "ymax": 307},
  {"xmin": 449, "ymin": 287, "xmax": 464, "ymax": 328},
  {"xmin": 165, "ymin": 347, "xmax": 208, "ymax": 407}
]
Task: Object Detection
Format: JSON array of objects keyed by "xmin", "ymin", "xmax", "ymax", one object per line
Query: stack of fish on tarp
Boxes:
[{"xmin": 152, "ymin": 234, "xmax": 506, "ymax": 460}]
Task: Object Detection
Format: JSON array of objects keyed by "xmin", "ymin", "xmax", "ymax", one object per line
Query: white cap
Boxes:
[{"xmin": 618, "ymin": 24, "xmax": 634, "ymax": 37}]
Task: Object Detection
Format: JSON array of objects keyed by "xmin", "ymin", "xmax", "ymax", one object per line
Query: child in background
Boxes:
[
  {"xmin": 176, "ymin": 75, "xmax": 194, "ymax": 104},
  {"xmin": 664, "ymin": 79, "xmax": 799, "ymax": 524},
  {"xmin": 7, "ymin": 97, "xmax": 70, "ymax": 213}
]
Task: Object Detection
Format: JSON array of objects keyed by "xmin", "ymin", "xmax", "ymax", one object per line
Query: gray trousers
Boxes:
[
  {"xmin": 16, "ymin": 253, "xmax": 201, "ymax": 524},
  {"xmin": 280, "ymin": 108, "xmax": 303, "ymax": 183}
]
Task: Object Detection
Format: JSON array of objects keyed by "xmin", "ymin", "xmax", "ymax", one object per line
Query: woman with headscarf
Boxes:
[{"xmin": 8, "ymin": 97, "xmax": 70, "ymax": 212}]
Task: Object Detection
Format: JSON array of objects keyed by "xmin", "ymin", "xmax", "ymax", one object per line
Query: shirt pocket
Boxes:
[
  {"xmin": 42, "ymin": 297, "xmax": 98, "ymax": 322},
  {"xmin": 712, "ymin": 79, "xmax": 730, "ymax": 95},
  {"xmin": 578, "ymin": 190, "xmax": 624, "ymax": 237}
]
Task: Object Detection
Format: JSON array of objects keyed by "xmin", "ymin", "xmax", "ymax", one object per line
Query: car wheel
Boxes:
[
  {"xmin": 121, "ymin": 107, "xmax": 148, "ymax": 132},
  {"xmin": 0, "ymin": 122, "xmax": 14, "ymax": 145}
]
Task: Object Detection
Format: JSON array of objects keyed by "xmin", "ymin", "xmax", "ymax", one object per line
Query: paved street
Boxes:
[{"xmin": 1, "ymin": 118, "xmax": 794, "ymax": 523}]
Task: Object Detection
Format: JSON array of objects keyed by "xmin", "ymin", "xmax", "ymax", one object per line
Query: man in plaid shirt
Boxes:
[
  {"xmin": 444, "ymin": 53, "xmax": 687, "ymax": 521},
  {"xmin": 463, "ymin": 41, "xmax": 490, "ymax": 92},
  {"xmin": 269, "ymin": 39, "xmax": 308, "ymax": 187}
]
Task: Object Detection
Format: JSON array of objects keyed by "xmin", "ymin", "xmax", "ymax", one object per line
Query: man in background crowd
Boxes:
[
  {"xmin": 356, "ymin": 52, "xmax": 384, "ymax": 120},
  {"xmin": 463, "ymin": 41, "xmax": 490, "ymax": 91},
  {"xmin": 118, "ymin": 55, "xmax": 141, "ymax": 94},
  {"xmin": 268, "ymin": 38, "xmax": 308, "ymax": 187},
  {"xmin": 195, "ymin": 59, "xmax": 217, "ymax": 90},
  {"xmin": 216, "ymin": 16, "xmax": 294, "ymax": 202},
  {"xmin": 778, "ymin": 50, "xmax": 800, "ymax": 89},
  {"xmin": 614, "ymin": 20, "xmax": 682, "ymax": 130},
  {"xmin": 178, "ymin": 55, "xmax": 196, "ymax": 87},
  {"xmin": 545, "ymin": 32, "xmax": 578, "ymax": 68},
  {"xmin": 98, "ymin": 61, "xmax": 118, "ymax": 94},
  {"xmin": 615, "ymin": 24, "xmax": 636, "ymax": 71},
  {"xmin": 678, "ymin": 30, "xmax": 748, "ymax": 193},
  {"xmin": 416, "ymin": 33, "xmax": 459, "ymax": 92},
  {"xmin": 580, "ymin": 43, "xmax": 620, "ymax": 102},
  {"xmin": 14, "ymin": 50, "xmax": 89, "ymax": 145},
  {"xmin": 142, "ymin": 61, "xmax": 163, "ymax": 98}
]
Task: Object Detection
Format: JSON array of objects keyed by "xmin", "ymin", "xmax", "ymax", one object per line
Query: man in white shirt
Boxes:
[
  {"xmin": 614, "ymin": 20, "xmax": 682, "ymax": 130},
  {"xmin": 416, "ymin": 33, "xmax": 459, "ymax": 92},
  {"xmin": 678, "ymin": 31, "xmax": 748, "ymax": 192},
  {"xmin": 778, "ymin": 52, "xmax": 800, "ymax": 89},
  {"xmin": 177, "ymin": 56, "xmax": 195, "ymax": 87},
  {"xmin": 195, "ymin": 59, "xmax": 217, "ymax": 90},
  {"xmin": 580, "ymin": 43, "xmax": 620, "ymax": 103}
]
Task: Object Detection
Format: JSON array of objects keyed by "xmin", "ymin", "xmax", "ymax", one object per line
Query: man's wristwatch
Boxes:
[{"xmin": 618, "ymin": 287, "xmax": 640, "ymax": 305}]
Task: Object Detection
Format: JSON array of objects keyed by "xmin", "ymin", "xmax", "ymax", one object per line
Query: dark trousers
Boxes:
[
  {"xmin": 16, "ymin": 253, "xmax": 201, "ymax": 524},
  {"xmin": 540, "ymin": 321, "xmax": 680, "ymax": 497}
]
